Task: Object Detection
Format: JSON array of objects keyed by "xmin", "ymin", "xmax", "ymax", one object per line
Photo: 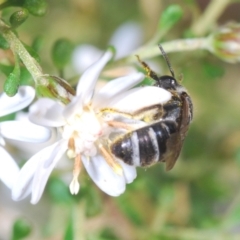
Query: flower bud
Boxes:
[{"xmin": 208, "ymin": 22, "xmax": 240, "ymax": 63}]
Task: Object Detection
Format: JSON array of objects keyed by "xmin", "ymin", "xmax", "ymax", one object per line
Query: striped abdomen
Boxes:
[{"xmin": 110, "ymin": 120, "xmax": 178, "ymax": 167}]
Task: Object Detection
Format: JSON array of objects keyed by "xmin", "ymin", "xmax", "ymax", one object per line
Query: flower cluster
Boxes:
[{"xmin": 11, "ymin": 48, "xmax": 171, "ymax": 204}]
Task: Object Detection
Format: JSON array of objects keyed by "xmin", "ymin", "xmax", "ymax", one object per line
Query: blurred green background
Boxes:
[{"xmin": 1, "ymin": 0, "xmax": 240, "ymax": 239}]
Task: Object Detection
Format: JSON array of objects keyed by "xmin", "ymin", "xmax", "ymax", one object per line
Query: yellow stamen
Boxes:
[{"xmin": 69, "ymin": 154, "xmax": 82, "ymax": 195}]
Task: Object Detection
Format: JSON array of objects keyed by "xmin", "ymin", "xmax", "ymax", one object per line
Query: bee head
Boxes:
[{"xmin": 155, "ymin": 75, "xmax": 179, "ymax": 90}]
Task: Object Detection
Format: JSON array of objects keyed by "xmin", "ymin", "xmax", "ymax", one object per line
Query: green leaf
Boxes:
[
  {"xmin": 4, "ymin": 72, "xmax": 19, "ymax": 96},
  {"xmin": 158, "ymin": 5, "xmax": 183, "ymax": 31},
  {"xmin": 11, "ymin": 218, "xmax": 32, "ymax": 240},
  {"xmin": 10, "ymin": 9, "xmax": 29, "ymax": 28},
  {"xmin": 23, "ymin": 0, "xmax": 47, "ymax": 16},
  {"xmin": 3, "ymin": 57, "xmax": 21, "ymax": 96},
  {"xmin": 0, "ymin": 64, "xmax": 32, "ymax": 85},
  {"xmin": 31, "ymin": 35, "xmax": 44, "ymax": 53},
  {"xmin": 51, "ymin": 38, "xmax": 74, "ymax": 70}
]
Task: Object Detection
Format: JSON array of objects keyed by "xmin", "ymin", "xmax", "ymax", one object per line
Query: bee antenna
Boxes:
[{"xmin": 158, "ymin": 44, "xmax": 175, "ymax": 78}]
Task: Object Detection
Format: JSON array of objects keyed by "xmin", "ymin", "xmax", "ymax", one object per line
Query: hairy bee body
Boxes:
[
  {"xmin": 110, "ymin": 119, "xmax": 178, "ymax": 167},
  {"xmin": 109, "ymin": 46, "xmax": 193, "ymax": 170}
]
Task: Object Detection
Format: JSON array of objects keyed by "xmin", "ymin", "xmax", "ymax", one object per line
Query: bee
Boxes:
[{"xmin": 101, "ymin": 45, "xmax": 193, "ymax": 171}]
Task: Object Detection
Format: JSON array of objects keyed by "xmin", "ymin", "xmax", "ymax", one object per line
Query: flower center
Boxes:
[
  {"xmin": 63, "ymin": 107, "xmax": 102, "ymax": 159},
  {"xmin": 65, "ymin": 105, "xmax": 124, "ymax": 195}
]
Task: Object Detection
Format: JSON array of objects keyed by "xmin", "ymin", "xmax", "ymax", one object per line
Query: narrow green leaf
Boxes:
[
  {"xmin": 10, "ymin": 9, "xmax": 29, "ymax": 28},
  {"xmin": 4, "ymin": 72, "xmax": 19, "ymax": 96},
  {"xmin": 158, "ymin": 5, "xmax": 183, "ymax": 31},
  {"xmin": 51, "ymin": 38, "xmax": 74, "ymax": 70},
  {"xmin": 3, "ymin": 56, "xmax": 21, "ymax": 96}
]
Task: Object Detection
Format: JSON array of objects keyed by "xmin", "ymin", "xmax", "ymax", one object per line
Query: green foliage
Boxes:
[
  {"xmin": 23, "ymin": 0, "xmax": 47, "ymax": 16},
  {"xmin": 10, "ymin": 9, "xmax": 29, "ymax": 28},
  {"xmin": 3, "ymin": 72, "xmax": 19, "ymax": 96},
  {"xmin": 31, "ymin": 35, "xmax": 44, "ymax": 53},
  {"xmin": 3, "ymin": 59, "xmax": 20, "ymax": 96},
  {"xmin": 11, "ymin": 218, "xmax": 32, "ymax": 240},
  {"xmin": 158, "ymin": 5, "xmax": 183, "ymax": 32},
  {"xmin": 51, "ymin": 39, "xmax": 74, "ymax": 70}
]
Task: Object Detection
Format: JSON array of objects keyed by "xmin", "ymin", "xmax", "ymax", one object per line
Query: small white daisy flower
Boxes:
[{"xmin": 12, "ymin": 49, "xmax": 171, "ymax": 204}]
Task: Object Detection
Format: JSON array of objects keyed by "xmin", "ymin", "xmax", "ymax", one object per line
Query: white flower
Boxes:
[
  {"xmin": 72, "ymin": 21, "xmax": 143, "ymax": 73},
  {"xmin": 0, "ymin": 86, "xmax": 51, "ymax": 189},
  {"xmin": 12, "ymin": 49, "xmax": 171, "ymax": 204}
]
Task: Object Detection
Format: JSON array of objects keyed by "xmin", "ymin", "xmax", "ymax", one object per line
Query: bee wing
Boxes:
[
  {"xmin": 165, "ymin": 132, "xmax": 182, "ymax": 171},
  {"xmin": 179, "ymin": 92, "xmax": 193, "ymax": 140},
  {"xmin": 165, "ymin": 92, "xmax": 193, "ymax": 171}
]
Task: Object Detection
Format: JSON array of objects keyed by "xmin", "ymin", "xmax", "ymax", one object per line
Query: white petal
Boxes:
[
  {"xmin": 82, "ymin": 155, "xmax": 126, "ymax": 196},
  {"xmin": 72, "ymin": 44, "xmax": 103, "ymax": 74},
  {"xmin": 0, "ymin": 86, "xmax": 35, "ymax": 117},
  {"xmin": 29, "ymin": 98, "xmax": 65, "ymax": 127},
  {"xmin": 0, "ymin": 146, "xmax": 19, "ymax": 189},
  {"xmin": 0, "ymin": 121, "xmax": 51, "ymax": 142},
  {"xmin": 109, "ymin": 86, "xmax": 172, "ymax": 113},
  {"xmin": 12, "ymin": 148, "xmax": 42, "ymax": 201},
  {"xmin": 63, "ymin": 94, "xmax": 83, "ymax": 119},
  {"xmin": 76, "ymin": 50, "xmax": 113, "ymax": 105},
  {"xmin": 118, "ymin": 160, "xmax": 137, "ymax": 184},
  {"xmin": 31, "ymin": 140, "xmax": 68, "ymax": 204},
  {"xmin": 12, "ymin": 140, "xmax": 67, "ymax": 203},
  {"xmin": 92, "ymin": 72, "xmax": 145, "ymax": 108},
  {"xmin": 109, "ymin": 22, "xmax": 143, "ymax": 59}
]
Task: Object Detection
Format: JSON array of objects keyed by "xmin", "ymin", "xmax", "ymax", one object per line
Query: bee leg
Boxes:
[
  {"xmin": 136, "ymin": 55, "xmax": 159, "ymax": 81},
  {"xmin": 107, "ymin": 121, "xmax": 135, "ymax": 130},
  {"xmin": 98, "ymin": 143, "xmax": 123, "ymax": 175}
]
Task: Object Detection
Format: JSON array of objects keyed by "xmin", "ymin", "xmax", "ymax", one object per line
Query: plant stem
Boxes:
[
  {"xmin": 0, "ymin": 19, "xmax": 75, "ymax": 102},
  {"xmin": 0, "ymin": 19, "xmax": 46, "ymax": 86},
  {"xmin": 112, "ymin": 37, "xmax": 209, "ymax": 65},
  {"xmin": 190, "ymin": 0, "xmax": 232, "ymax": 36}
]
